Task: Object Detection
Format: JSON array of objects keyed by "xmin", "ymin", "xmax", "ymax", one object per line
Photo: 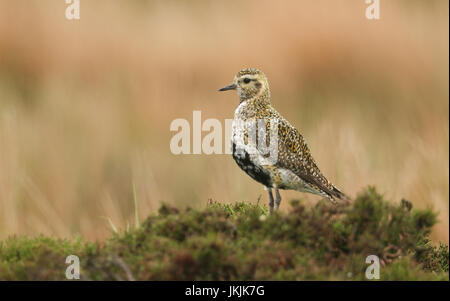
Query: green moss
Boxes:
[{"xmin": 0, "ymin": 187, "xmax": 448, "ymax": 280}]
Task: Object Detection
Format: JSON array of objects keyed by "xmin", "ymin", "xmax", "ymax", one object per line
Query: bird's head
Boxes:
[{"xmin": 219, "ymin": 68, "xmax": 270, "ymax": 102}]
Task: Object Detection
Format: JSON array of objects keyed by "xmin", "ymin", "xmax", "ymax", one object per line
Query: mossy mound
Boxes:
[{"xmin": 0, "ymin": 187, "xmax": 448, "ymax": 280}]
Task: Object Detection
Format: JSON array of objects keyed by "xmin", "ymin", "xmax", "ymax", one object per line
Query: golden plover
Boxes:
[{"xmin": 219, "ymin": 68, "xmax": 348, "ymax": 213}]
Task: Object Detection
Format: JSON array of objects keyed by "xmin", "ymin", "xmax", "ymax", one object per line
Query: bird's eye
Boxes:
[{"xmin": 243, "ymin": 78, "xmax": 251, "ymax": 84}]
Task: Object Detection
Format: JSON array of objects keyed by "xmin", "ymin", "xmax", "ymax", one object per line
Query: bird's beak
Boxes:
[{"xmin": 218, "ymin": 83, "xmax": 237, "ymax": 92}]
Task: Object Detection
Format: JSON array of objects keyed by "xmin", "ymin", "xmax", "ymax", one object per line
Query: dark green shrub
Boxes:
[{"xmin": 0, "ymin": 187, "xmax": 448, "ymax": 280}]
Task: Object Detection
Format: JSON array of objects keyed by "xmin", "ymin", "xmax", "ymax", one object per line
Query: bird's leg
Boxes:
[
  {"xmin": 274, "ymin": 188, "xmax": 282, "ymax": 211},
  {"xmin": 267, "ymin": 187, "xmax": 274, "ymax": 214}
]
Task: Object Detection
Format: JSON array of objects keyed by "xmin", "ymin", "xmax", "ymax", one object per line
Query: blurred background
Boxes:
[{"xmin": 0, "ymin": 0, "xmax": 448, "ymax": 243}]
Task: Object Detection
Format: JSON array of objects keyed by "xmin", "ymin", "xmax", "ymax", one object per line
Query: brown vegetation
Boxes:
[{"xmin": 0, "ymin": 1, "xmax": 448, "ymax": 242}]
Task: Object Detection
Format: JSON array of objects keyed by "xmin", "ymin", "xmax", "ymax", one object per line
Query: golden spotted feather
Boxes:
[{"xmin": 273, "ymin": 113, "xmax": 346, "ymax": 201}]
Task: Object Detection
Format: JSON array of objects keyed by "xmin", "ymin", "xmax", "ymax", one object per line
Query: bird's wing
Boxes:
[{"xmin": 273, "ymin": 117, "xmax": 343, "ymax": 199}]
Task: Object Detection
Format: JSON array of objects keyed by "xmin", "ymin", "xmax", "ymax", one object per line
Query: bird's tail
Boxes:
[{"xmin": 330, "ymin": 186, "xmax": 351, "ymax": 203}]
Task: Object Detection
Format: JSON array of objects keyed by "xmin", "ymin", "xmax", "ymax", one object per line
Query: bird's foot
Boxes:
[
  {"xmin": 274, "ymin": 188, "xmax": 281, "ymax": 211},
  {"xmin": 267, "ymin": 187, "xmax": 275, "ymax": 214}
]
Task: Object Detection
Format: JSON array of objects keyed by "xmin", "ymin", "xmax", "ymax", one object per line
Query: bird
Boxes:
[{"xmin": 219, "ymin": 68, "xmax": 349, "ymax": 214}]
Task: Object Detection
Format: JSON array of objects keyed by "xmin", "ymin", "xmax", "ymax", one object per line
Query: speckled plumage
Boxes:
[{"xmin": 219, "ymin": 68, "xmax": 348, "ymax": 212}]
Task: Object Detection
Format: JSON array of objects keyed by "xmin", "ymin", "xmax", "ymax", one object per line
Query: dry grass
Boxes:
[{"xmin": 0, "ymin": 0, "xmax": 448, "ymax": 242}]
